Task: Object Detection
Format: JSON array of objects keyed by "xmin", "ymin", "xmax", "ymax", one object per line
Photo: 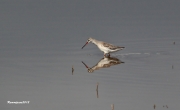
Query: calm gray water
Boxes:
[{"xmin": 1, "ymin": 1, "xmax": 180, "ymax": 110}]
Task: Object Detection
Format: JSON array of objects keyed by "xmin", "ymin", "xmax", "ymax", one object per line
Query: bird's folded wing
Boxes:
[{"xmin": 102, "ymin": 42, "xmax": 119, "ymax": 50}]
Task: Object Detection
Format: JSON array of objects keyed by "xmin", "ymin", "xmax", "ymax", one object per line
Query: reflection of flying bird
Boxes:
[
  {"xmin": 82, "ymin": 37, "xmax": 125, "ymax": 57},
  {"xmin": 82, "ymin": 57, "xmax": 124, "ymax": 73}
]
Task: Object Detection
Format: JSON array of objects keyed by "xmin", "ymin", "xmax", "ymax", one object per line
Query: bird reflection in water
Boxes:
[{"xmin": 82, "ymin": 56, "xmax": 124, "ymax": 73}]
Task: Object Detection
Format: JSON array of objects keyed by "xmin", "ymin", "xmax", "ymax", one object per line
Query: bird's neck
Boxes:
[{"xmin": 91, "ymin": 39, "xmax": 99, "ymax": 45}]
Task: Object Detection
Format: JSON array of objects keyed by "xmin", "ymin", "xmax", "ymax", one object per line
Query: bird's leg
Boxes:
[
  {"xmin": 104, "ymin": 53, "xmax": 106, "ymax": 57},
  {"xmin": 108, "ymin": 53, "xmax": 110, "ymax": 57},
  {"xmin": 104, "ymin": 53, "xmax": 110, "ymax": 58}
]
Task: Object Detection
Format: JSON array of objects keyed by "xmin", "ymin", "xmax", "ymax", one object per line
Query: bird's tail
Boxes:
[{"xmin": 119, "ymin": 47, "xmax": 125, "ymax": 50}]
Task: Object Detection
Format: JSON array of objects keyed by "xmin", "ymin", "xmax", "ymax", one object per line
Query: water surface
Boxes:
[{"xmin": 1, "ymin": 1, "xmax": 180, "ymax": 110}]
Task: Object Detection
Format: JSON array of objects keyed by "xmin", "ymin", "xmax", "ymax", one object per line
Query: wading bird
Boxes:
[{"xmin": 82, "ymin": 37, "xmax": 125, "ymax": 57}]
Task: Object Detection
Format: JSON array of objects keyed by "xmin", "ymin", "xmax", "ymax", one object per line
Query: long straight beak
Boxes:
[
  {"xmin": 81, "ymin": 42, "xmax": 88, "ymax": 49},
  {"xmin": 82, "ymin": 61, "xmax": 89, "ymax": 68}
]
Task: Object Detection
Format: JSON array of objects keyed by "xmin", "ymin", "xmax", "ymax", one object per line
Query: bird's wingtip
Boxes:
[{"xmin": 119, "ymin": 47, "xmax": 125, "ymax": 49}]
